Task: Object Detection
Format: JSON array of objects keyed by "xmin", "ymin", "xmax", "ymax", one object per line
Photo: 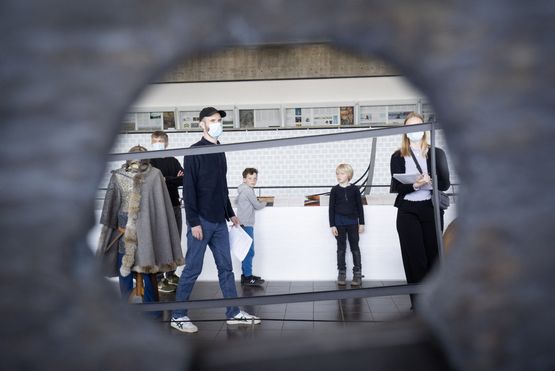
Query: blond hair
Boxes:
[
  {"xmin": 336, "ymin": 163, "xmax": 354, "ymax": 180},
  {"xmin": 400, "ymin": 112, "xmax": 429, "ymax": 157}
]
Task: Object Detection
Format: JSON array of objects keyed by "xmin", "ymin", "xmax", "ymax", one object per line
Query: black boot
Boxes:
[
  {"xmin": 337, "ymin": 270, "xmax": 347, "ymax": 286},
  {"xmin": 351, "ymin": 270, "xmax": 362, "ymax": 286}
]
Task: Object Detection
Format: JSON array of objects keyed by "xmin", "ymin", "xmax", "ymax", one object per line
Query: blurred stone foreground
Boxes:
[{"xmin": 0, "ymin": 1, "xmax": 553, "ymax": 370}]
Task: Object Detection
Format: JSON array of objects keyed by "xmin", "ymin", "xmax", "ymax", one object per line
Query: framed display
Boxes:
[
  {"xmin": 136, "ymin": 112, "xmax": 162, "ymax": 131},
  {"xmin": 163, "ymin": 112, "xmax": 176, "ymax": 130},
  {"xmin": 178, "ymin": 111, "xmax": 200, "ymax": 129},
  {"xmin": 239, "ymin": 109, "xmax": 254, "ymax": 128},
  {"xmin": 121, "ymin": 113, "xmax": 136, "ymax": 131},
  {"xmin": 339, "ymin": 106, "xmax": 354, "ymax": 126}
]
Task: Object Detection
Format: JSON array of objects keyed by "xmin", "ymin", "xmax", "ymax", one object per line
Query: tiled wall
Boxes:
[{"xmin": 102, "ymin": 128, "xmax": 458, "ymax": 197}]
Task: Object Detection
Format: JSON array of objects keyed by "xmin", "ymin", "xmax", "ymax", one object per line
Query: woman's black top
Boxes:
[{"xmin": 389, "ymin": 147, "xmax": 450, "ymax": 208}]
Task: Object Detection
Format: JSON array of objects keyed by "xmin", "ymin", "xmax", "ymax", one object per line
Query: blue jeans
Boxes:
[
  {"xmin": 117, "ymin": 252, "xmax": 160, "ymax": 318},
  {"xmin": 241, "ymin": 226, "xmax": 255, "ymax": 277},
  {"xmin": 173, "ymin": 217, "xmax": 240, "ymax": 319}
]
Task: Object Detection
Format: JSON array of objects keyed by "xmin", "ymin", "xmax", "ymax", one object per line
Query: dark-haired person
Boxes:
[
  {"xmin": 170, "ymin": 107, "xmax": 261, "ymax": 333},
  {"xmin": 390, "ymin": 112, "xmax": 450, "ymax": 308}
]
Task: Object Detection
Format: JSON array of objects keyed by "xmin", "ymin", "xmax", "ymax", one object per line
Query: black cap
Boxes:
[{"xmin": 199, "ymin": 107, "xmax": 226, "ymax": 121}]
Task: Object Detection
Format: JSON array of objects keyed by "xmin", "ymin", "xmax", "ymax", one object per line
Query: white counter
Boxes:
[{"xmin": 89, "ymin": 196, "xmax": 457, "ymax": 281}]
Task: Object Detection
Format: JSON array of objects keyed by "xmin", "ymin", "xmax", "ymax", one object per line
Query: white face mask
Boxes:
[
  {"xmin": 151, "ymin": 142, "xmax": 165, "ymax": 151},
  {"xmin": 208, "ymin": 122, "xmax": 223, "ymax": 139},
  {"xmin": 407, "ymin": 131, "xmax": 424, "ymax": 142}
]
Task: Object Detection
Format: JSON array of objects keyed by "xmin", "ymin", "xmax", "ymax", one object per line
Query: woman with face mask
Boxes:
[{"xmin": 389, "ymin": 112, "xmax": 450, "ymax": 309}]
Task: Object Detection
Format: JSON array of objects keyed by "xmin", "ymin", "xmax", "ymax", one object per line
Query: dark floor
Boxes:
[{"xmin": 155, "ymin": 280, "xmax": 412, "ymax": 342}]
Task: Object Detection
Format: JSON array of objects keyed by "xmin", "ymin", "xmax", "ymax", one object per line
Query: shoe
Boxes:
[
  {"xmin": 337, "ymin": 270, "xmax": 347, "ymax": 286},
  {"xmin": 226, "ymin": 310, "xmax": 261, "ymax": 325},
  {"xmin": 251, "ymin": 275, "xmax": 265, "ymax": 283},
  {"xmin": 170, "ymin": 316, "xmax": 198, "ymax": 333},
  {"xmin": 351, "ymin": 271, "xmax": 363, "ymax": 286},
  {"xmin": 242, "ymin": 275, "xmax": 265, "ymax": 286},
  {"xmin": 166, "ymin": 273, "xmax": 180, "ymax": 286},
  {"xmin": 158, "ymin": 278, "xmax": 176, "ymax": 293}
]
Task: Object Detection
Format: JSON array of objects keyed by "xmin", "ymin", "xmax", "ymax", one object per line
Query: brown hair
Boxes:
[
  {"xmin": 400, "ymin": 112, "xmax": 429, "ymax": 157},
  {"xmin": 242, "ymin": 168, "xmax": 258, "ymax": 178},
  {"xmin": 151, "ymin": 130, "xmax": 168, "ymax": 142},
  {"xmin": 336, "ymin": 163, "xmax": 354, "ymax": 181}
]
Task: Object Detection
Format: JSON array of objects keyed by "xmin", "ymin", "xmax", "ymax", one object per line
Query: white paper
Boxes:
[
  {"xmin": 393, "ymin": 173, "xmax": 421, "ymax": 184},
  {"xmin": 228, "ymin": 225, "xmax": 253, "ymax": 261}
]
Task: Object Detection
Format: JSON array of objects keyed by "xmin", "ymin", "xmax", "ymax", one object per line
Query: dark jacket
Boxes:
[
  {"xmin": 329, "ymin": 184, "xmax": 365, "ymax": 227},
  {"xmin": 390, "ymin": 147, "xmax": 450, "ymax": 208},
  {"xmin": 150, "ymin": 157, "xmax": 184, "ymax": 206},
  {"xmin": 182, "ymin": 137, "xmax": 235, "ymax": 227}
]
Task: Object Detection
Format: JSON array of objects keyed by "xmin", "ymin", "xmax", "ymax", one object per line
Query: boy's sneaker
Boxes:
[
  {"xmin": 170, "ymin": 316, "xmax": 198, "ymax": 333},
  {"xmin": 158, "ymin": 278, "xmax": 176, "ymax": 293},
  {"xmin": 337, "ymin": 270, "xmax": 347, "ymax": 286},
  {"xmin": 242, "ymin": 275, "xmax": 265, "ymax": 286},
  {"xmin": 226, "ymin": 310, "xmax": 261, "ymax": 325},
  {"xmin": 167, "ymin": 273, "xmax": 180, "ymax": 286}
]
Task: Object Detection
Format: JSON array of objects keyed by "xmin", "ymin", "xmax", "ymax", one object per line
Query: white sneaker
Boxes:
[
  {"xmin": 226, "ymin": 310, "xmax": 261, "ymax": 325},
  {"xmin": 170, "ymin": 316, "xmax": 198, "ymax": 333}
]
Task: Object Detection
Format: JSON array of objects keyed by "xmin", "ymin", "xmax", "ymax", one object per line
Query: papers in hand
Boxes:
[
  {"xmin": 228, "ymin": 225, "xmax": 253, "ymax": 261},
  {"xmin": 393, "ymin": 173, "xmax": 420, "ymax": 185}
]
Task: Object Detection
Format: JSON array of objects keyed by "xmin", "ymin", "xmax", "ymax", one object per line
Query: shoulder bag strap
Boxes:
[{"xmin": 408, "ymin": 147, "xmax": 424, "ymax": 174}]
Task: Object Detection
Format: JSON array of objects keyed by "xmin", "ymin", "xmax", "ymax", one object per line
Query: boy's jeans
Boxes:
[
  {"xmin": 173, "ymin": 217, "xmax": 240, "ymax": 319},
  {"xmin": 241, "ymin": 226, "xmax": 255, "ymax": 277}
]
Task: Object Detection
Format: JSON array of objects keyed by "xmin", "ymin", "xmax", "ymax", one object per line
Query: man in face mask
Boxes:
[
  {"xmin": 170, "ymin": 107, "xmax": 261, "ymax": 334},
  {"xmin": 149, "ymin": 131, "xmax": 184, "ymax": 293}
]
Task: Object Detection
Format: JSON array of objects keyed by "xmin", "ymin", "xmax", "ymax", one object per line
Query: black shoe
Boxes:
[
  {"xmin": 351, "ymin": 271, "xmax": 362, "ymax": 286},
  {"xmin": 243, "ymin": 275, "xmax": 264, "ymax": 286},
  {"xmin": 337, "ymin": 271, "xmax": 347, "ymax": 286},
  {"xmin": 250, "ymin": 275, "xmax": 264, "ymax": 283},
  {"xmin": 158, "ymin": 278, "xmax": 176, "ymax": 293}
]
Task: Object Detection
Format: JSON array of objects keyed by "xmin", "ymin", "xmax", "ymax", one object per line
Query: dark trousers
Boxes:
[
  {"xmin": 335, "ymin": 224, "xmax": 361, "ymax": 273},
  {"xmin": 396, "ymin": 199, "xmax": 443, "ymax": 305}
]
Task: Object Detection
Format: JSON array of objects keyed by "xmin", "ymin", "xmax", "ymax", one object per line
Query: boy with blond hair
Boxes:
[{"xmin": 329, "ymin": 163, "xmax": 365, "ymax": 286}]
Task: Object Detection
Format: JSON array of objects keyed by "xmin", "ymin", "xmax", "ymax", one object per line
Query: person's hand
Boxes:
[
  {"xmin": 177, "ymin": 170, "xmax": 184, "ymax": 177},
  {"xmin": 414, "ymin": 173, "xmax": 432, "ymax": 188},
  {"xmin": 191, "ymin": 225, "xmax": 203, "ymax": 240},
  {"xmin": 359, "ymin": 225, "xmax": 365, "ymax": 233},
  {"xmin": 331, "ymin": 227, "xmax": 338, "ymax": 236},
  {"xmin": 230, "ymin": 216, "xmax": 241, "ymax": 226}
]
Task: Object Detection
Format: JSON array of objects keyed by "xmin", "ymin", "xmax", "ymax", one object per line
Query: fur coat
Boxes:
[{"xmin": 97, "ymin": 164, "xmax": 184, "ymax": 277}]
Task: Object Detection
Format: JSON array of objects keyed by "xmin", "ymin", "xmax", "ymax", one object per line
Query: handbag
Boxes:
[{"xmin": 408, "ymin": 148, "xmax": 450, "ymax": 210}]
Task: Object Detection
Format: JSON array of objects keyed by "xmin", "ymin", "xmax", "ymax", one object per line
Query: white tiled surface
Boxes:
[{"xmin": 102, "ymin": 128, "xmax": 458, "ymax": 197}]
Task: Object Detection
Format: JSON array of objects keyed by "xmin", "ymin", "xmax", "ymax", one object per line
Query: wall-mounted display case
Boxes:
[{"xmin": 122, "ymin": 100, "xmax": 433, "ymax": 132}]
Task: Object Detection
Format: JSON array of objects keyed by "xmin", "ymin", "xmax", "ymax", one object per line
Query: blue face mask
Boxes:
[
  {"xmin": 151, "ymin": 142, "xmax": 165, "ymax": 151},
  {"xmin": 407, "ymin": 131, "xmax": 424, "ymax": 142},
  {"xmin": 208, "ymin": 122, "xmax": 223, "ymax": 139}
]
